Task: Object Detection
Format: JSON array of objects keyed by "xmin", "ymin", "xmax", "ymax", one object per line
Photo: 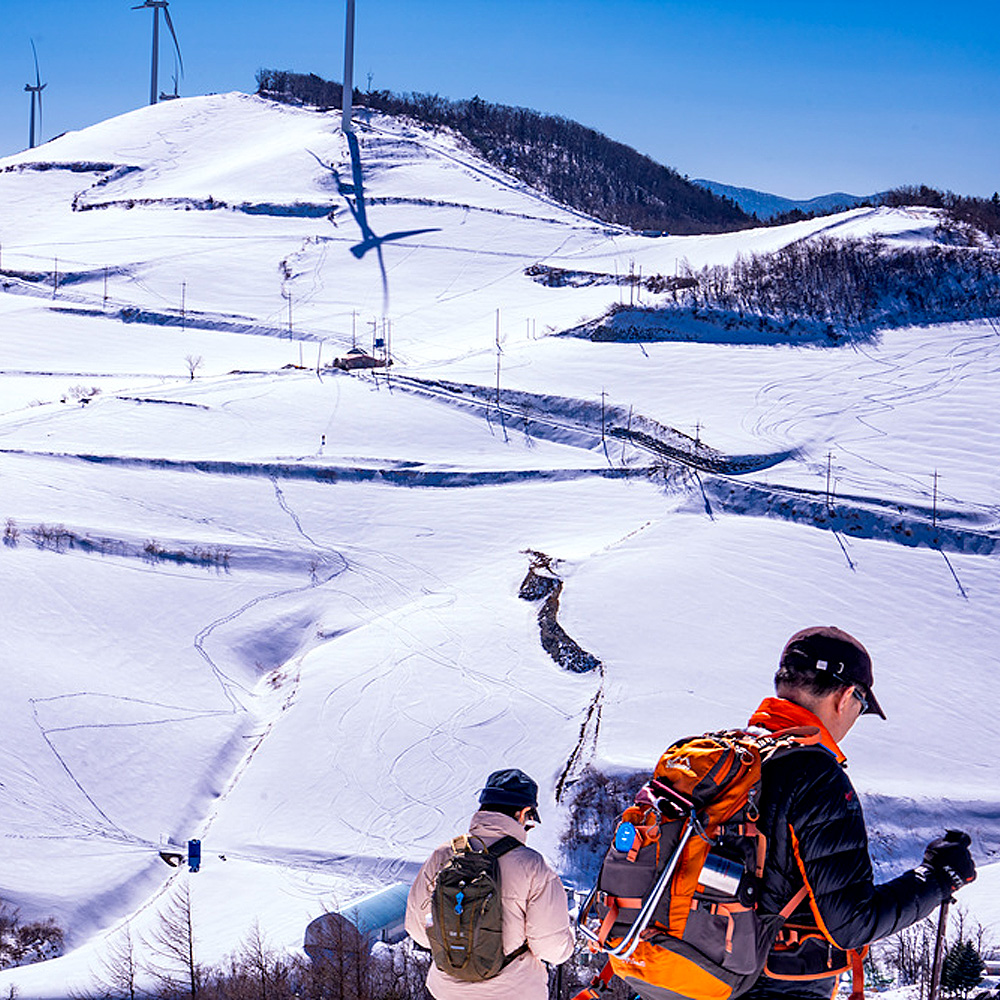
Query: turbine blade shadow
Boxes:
[
  {"xmin": 349, "ymin": 229, "xmax": 441, "ymax": 259},
  {"xmin": 308, "ymin": 131, "xmax": 443, "ymax": 316}
]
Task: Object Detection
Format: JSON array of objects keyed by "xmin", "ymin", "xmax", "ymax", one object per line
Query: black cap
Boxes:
[
  {"xmin": 780, "ymin": 626, "xmax": 885, "ymax": 719},
  {"xmin": 479, "ymin": 768, "xmax": 541, "ymax": 823}
]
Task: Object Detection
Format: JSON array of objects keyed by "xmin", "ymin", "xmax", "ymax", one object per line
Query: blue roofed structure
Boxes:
[{"xmin": 304, "ymin": 881, "xmax": 411, "ymax": 963}]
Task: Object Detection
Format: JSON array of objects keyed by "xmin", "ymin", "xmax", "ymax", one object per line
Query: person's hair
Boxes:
[
  {"xmin": 775, "ymin": 663, "xmax": 851, "ymax": 704},
  {"xmin": 480, "ymin": 802, "xmax": 523, "ymax": 820}
]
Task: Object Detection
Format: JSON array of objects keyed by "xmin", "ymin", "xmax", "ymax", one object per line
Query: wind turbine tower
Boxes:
[
  {"xmin": 342, "ymin": 0, "xmax": 355, "ymax": 132},
  {"xmin": 132, "ymin": 0, "xmax": 184, "ymax": 106},
  {"xmin": 24, "ymin": 41, "xmax": 46, "ymax": 149}
]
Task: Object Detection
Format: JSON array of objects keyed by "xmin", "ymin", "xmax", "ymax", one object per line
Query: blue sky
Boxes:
[{"xmin": 1, "ymin": 0, "xmax": 997, "ymax": 199}]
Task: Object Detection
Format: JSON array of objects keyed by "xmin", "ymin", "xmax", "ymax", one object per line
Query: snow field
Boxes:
[{"xmin": 0, "ymin": 92, "xmax": 997, "ymax": 996}]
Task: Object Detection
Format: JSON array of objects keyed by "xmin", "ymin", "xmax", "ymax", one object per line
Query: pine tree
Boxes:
[{"xmin": 941, "ymin": 940, "xmax": 985, "ymax": 999}]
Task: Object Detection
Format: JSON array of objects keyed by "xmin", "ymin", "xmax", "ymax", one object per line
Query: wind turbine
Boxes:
[
  {"xmin": 342, "ymin": 0, "xmax": 355, "ymax": 132},
  {"xmin": 132, "ymin": 0, "xmax": 183, "ymax": 106},
  {"xmin": 24, "ymin": 40, "xmax": 46, "ymax": 149}
]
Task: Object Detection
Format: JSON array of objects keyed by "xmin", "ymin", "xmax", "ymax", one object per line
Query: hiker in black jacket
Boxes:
[{"xmin": 744, "ymin": 626, "xmax": 977, "ymax": 1000}]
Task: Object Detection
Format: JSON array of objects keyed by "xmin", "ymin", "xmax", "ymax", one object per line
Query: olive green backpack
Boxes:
[{"xmin": 428, "ymin": 834, "xmax": 528, "ymax": 981}]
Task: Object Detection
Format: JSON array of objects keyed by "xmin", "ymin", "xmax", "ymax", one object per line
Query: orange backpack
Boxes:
[{"xmin": 577, "ymin": 727, "xmax": 821, "ymax": 1000}]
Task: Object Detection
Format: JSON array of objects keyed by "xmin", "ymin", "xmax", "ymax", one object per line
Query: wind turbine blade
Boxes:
[
  {"xmin": 163, "ymin": 6, "xmax": 184, "ymax": 76},
  {"xmin": 38, "ymin": 89, "xmax": 43, "ymax": 143},
  {"xmin": 31, "ymin": 39, "xmax": 41, "ymax": 88}
]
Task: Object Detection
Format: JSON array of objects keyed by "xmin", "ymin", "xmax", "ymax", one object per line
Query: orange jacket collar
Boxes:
[{"xmin": 748, "ymin": 696, "xmax": 847, "ymax": 764}]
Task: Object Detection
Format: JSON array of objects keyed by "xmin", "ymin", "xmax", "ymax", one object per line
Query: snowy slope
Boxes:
[{"xmin": 0, "ymin": 94, "xmax": 997, "ymax": 996}]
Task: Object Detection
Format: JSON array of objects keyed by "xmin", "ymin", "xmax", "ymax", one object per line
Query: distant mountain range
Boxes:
[{"xmin": 693, "ymin": 179, "xmax": 875, "ymax": 220}]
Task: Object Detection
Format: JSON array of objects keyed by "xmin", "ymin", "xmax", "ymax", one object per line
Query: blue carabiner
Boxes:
[{"xmin": 454, "ymin": 890, "xmax": 465, "ymax": 915}]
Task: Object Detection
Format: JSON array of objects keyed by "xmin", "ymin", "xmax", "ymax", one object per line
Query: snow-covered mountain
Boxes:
[
  {"xmin": 693, "ymin": 178, "xmax": 872, "ymax": 219},
  {"xmin": 1, "ymin": 93, "xmax": 997, "ymax": 996}
]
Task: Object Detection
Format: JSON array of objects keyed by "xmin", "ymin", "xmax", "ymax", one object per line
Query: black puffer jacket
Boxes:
[{"xmin": 751, "ymin": 698, "xmax": 944, "ymax": 978}]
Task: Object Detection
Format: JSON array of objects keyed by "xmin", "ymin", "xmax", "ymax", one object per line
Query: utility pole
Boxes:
[
  {"xmin": 495, "ymin": 308, "xmax": 502, "ymax": 412},
  {"xmin": 622, "ymin": 404, "xmax": 633, "ymax": 468},
  {"xmin": 825, "ymin": 452, "xmax": 833, "ymax": 512},
  {"xmin": 932, "ymin": 469, "xmax": 939, "ymax": 530},
  {"xmin": 180, "ymin": 281, "xmax": 186, "ymax": 330},
  {"xmin": 52, "ymin": 256, "xmax": 58, "ymax": 298},
  {"xmin": 103, "ymin": 266, "xmax": 109, "ymax": 306},
  {"xmin": 287, "ymin": 292, "xmax": 293, "ymax": 339},
  {"xmin": 342, "ymin": 0, "xmax": 356, "ymax": 132},
  {"xmin": 351, "ymin": 309, "xmax": 357, "ymax": 349},
  {"xmin": 386, "ymin": 318, "xmax": 392, "ymax": 385},
  {"xmin": 601, "ymin": 390, "xmax": 607, "ymax": 446}
]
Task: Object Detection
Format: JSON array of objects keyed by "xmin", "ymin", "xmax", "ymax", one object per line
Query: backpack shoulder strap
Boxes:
[
  {"xmin": 486, "ymin": 836, "xmax": 529, "ymax": 967},
  {"xmin": 763, "ymin": 725, "xmax": 822, "ymax": 746},
  {"xmin": 486, "ymin": 835, "xmax": 522, "ymax": 858}
]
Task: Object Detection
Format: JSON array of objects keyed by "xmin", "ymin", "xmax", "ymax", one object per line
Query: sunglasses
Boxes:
[{"xmin": 851, "ymin": 686, "xmax": 869, "ymax": 713}]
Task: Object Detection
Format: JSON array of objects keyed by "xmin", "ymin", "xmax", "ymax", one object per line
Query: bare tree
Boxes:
[
  {"xmin": 299, "ymin": 913, "xmax": 376, "ymax": 1000},
  {"xmin": 871, "ymin": 915, "xmax": 939, "ymax": 1000},
  {"xmin": 0, "ymin": 900, "xmax": 64, "ymax": 969},
  {"xmin": 184, "ymin": 356, "xmax": 203, "ymax": 381},
  {"xmin": 144, "ymin": 882, "xmax": 203, "ymax": 999},
  {"xmin": 85, "ymin": 922, "xmax": 143, "ymax": 1000},
  {"xmin": 223, "ymin": 921, "xmax": 292, "ymax": 1000}
]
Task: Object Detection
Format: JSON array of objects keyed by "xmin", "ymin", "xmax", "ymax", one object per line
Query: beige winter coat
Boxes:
[{"xmin": 405, "ymin": 810, "xmax": 576, "ymax": 1000}]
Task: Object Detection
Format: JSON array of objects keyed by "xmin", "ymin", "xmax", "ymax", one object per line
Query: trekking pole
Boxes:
[{"xmin": 928, "ymin": 895, "xmax": 952, "ymax": 1000}]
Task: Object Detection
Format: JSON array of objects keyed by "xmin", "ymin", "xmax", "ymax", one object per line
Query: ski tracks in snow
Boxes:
[
  {"xmin": 749, "ymin": 323, "xmax": 1000, "ymax": 508},
  {"xmin": 314, "ymin": 576, "xmax": 580, "ymax": 857},
  {"xmin": 18, "ymin": 470, "xmax": 353, "ymax": 858},
  {"xmin": 189, "ymin": 477, "xmax": 350, "ymax": 714}
]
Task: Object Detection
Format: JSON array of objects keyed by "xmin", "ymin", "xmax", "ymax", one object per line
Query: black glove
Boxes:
[{"xmin": 917, "ymin": 829, "xmax": 976, "ymax": 894}]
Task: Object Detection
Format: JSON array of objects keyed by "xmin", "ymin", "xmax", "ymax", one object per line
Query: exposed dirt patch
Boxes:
[
  {"xmin": 519, "ymin": 551, "xmax": 605, "ymax": 802},
  {"xmin": 518, "ymin": 551, "xmax": 601, "ymax": 674}
]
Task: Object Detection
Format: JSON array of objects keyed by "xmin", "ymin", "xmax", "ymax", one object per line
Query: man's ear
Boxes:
[{"xmin": 834, "ymin": 685, "xmax": 856, "ymax": 716}]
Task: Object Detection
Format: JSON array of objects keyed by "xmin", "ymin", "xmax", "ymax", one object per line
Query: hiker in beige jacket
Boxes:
[{"xmin": 405, "ymin": 769, "xmax": 576, "ymax": 1000}]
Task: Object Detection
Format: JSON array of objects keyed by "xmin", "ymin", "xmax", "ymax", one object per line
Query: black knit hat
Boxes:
[
  {"xmin": 479, "ymin": 768, "xmax": 541, "ymax": 823},
  {"xmin": 780, "ymin": 625, "xmax": 886, "ymax": 719}
]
